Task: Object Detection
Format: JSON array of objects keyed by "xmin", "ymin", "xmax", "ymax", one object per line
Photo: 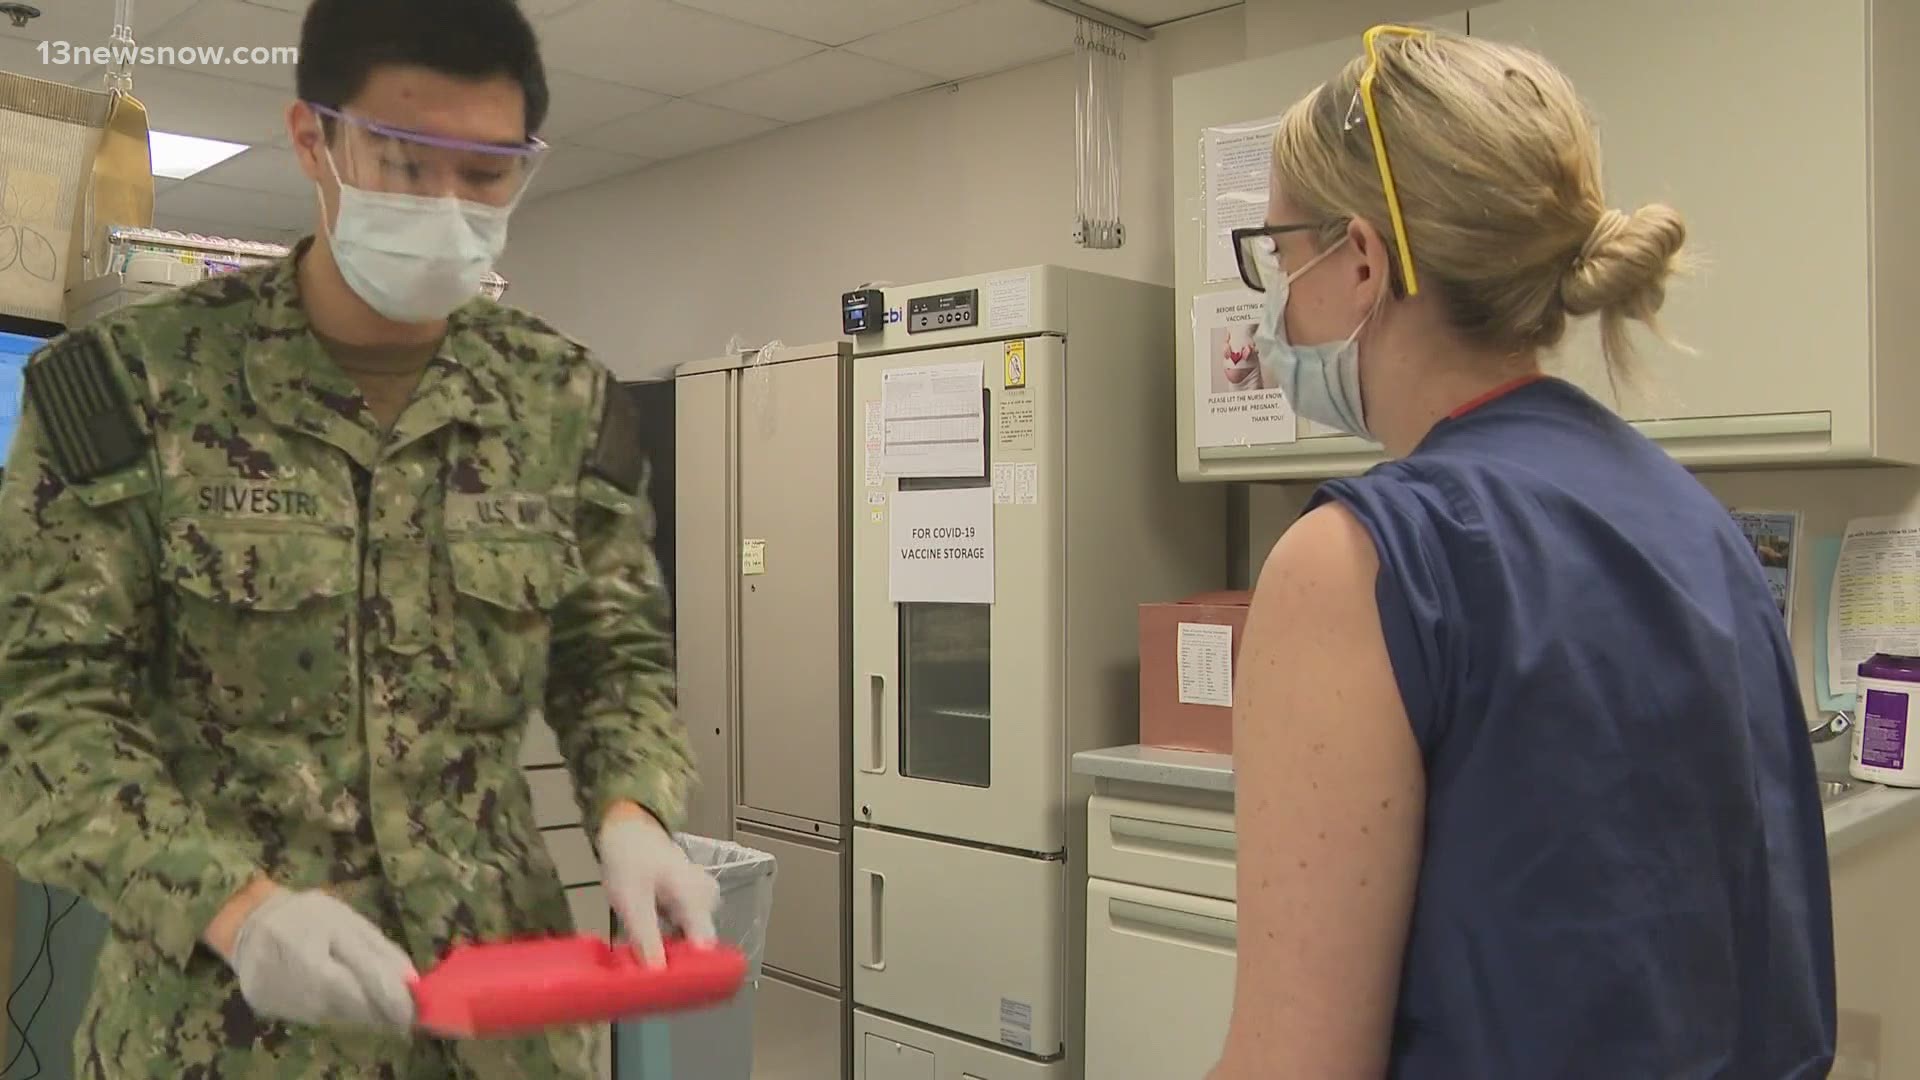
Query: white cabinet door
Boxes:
[
  {"xmin": 852, "ymin": 828, "xmax": 1066, "ymax": 1056},
  {"xmin": 1468, "ymin": 0, "xmax": 1870, "ymax": 438},
  {"xmin": 851, "ymin": 337, "xmax": 1070, "ymax": 854},
  {"xmin": 754, "ymin": 975, "xmax": 845, "ymax": 1080},
  {"xmin": 1084, "ymin": 878, "xmax": 1237, "ymax": 1080}
]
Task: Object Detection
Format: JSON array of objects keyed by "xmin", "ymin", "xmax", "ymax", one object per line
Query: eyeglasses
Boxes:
[
  {"xmin": 306, "ymin": 101, "xmax": 549, "ymax": 207},
  {"xmin": 1229, "ymin": 222, "xmax": 1322, "ymax": 293},
  {"xmin": 1342, "ymin": 23, "xmax": 1427, "ymax": 297}
]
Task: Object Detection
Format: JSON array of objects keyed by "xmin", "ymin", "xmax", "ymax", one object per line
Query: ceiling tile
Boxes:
[
  {"xmin": 143, "ymin": 0, "xmax": 303, "ymax": 90},
  {"xmin": 0, "ymin": 33, "xmax": 100, "ymax": 84},
  {"xmin": 844, "ymin": 0, "xmax": 1076, "ymax": 81},
  {"xmin": 118, "ymin": 66, "xmax": 291, "ymax": 147},
  {"xmin": 523, "ymin": 142, "xmax": 651, "ymax": 202},
  {"xmin": 671, "ymin": 0, "xmax": 973, "ymax": 47},
  {"xmin": 1092, "ymin": 0, "xmax": 1236, "ymax": 25},
  {"xmin": 0, "ymin": 0, "xmax": 199, "ymax": 51},
  {"xmin": 538, "ymin": 0, "xmax": 819, "ymax": 97},
  {"xmin": 692, "ymin": 48, "xmax": 936, "ymax": 124},
  {"xmin": 571, "ymin": 99, "xmax": 780, "ymax": 160},
  {"xmin": 190, "ymin": 145, "xmax": 314, "ymax": 199},
  {"xmin": 157, "ymin": 179, "xmax": 311, "ymax": 233},
  {"xmin": 538, "ymin": 71, "xmax": 667, "ymax": 142}
]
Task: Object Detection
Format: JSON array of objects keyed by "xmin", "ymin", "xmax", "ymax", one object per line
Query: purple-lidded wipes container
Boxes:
[{"xmin": 1850, "ymin": 653, "xmax": 1920, "ymax": 787}]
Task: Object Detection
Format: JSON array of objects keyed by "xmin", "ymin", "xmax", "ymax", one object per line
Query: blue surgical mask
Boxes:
[
  {"xmin": 322, "ymin": 183, "xmax": 510, "ymax": 323},
  {"xmin": 1252, "ymin": 237, "xmax": 1376, "ymax": 439}
]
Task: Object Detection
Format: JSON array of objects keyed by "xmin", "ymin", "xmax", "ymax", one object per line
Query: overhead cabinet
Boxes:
[{"xmin": 1172, "ymin": 1, "xmax": 1920, "ymax": 480}]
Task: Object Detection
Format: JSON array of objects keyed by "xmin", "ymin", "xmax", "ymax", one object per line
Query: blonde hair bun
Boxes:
[{"xmin": 1560, "ymin": 204, "xmax": 1687, "ymax": 322}]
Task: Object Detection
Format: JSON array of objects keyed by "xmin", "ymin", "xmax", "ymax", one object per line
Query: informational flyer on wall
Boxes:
[
  {"xmin": 1202, "ymin": 116, "xmax": 1281, "ymax": 284},
  {"xmin": 1826, "ymin": 514, "xmax": 1920, "ymax": 697},
  {"xmin": 1191, "ymin": 289, "xmax": 1296, "ymax": 449},
  {"xmin": 1730, "ymin": 509, "xmax": 1800, "ymax": 625}
]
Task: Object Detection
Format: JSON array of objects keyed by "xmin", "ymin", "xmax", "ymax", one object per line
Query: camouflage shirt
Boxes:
[{"xmin": 0, "ymin": 241, "xmax": 693, "ymax": 1079}]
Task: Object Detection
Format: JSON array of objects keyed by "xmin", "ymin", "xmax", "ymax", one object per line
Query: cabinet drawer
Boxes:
[
  {"xmin": 566, "ymin": 883, "xmax": 610, "ymax": 939},
  {"xmin": 1084, "ymin": 878, "xmax": 1236, "ymax": 1080},
  {"xmin": 1088, "ymin": 794, "xmax": 1236, "ymax": 901},
  {"xmin": 542, "ymin": 827, "xmax": 599, "ymax": 888},
  {"xmin": 756, "ymin": 974, "xmax": 846, "ymax": 1080},
  {"xmin": 520, "ymin": 715, "xmax": 563, "ymax": 768},
  {"xmin": 738, "ymin": 823, "xmax": 844, "ymax": 989},
  {"xmin": 527, "ymin": 767, "xmax": 581, "ymax": 828}
]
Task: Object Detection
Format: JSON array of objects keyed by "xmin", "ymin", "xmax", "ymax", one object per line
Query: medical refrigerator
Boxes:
[
  {"xmin": 673, "ymin": 341, "xmax": 855, "ymax": 1080},
  {"xmin": 848, "ymin": 267, "xmax": 1225, "ymax": 1078}
]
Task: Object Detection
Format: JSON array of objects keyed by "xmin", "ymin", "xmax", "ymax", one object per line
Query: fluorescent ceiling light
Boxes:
[{"xmin": 149, "ymin": 130, "xmax": 249, "ymax": 179}]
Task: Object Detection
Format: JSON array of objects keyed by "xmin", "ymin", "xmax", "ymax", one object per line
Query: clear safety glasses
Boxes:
[{"xmin": 305, "ymin": 101, "xmax": 548, "ymax": 208}]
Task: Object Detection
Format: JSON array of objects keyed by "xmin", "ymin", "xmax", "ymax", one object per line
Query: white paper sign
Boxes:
[
  {"xmin": 987, "ymin": 272, "xmax": 1033, "ymax": 333},
  {"xmin": 1014, "ymin": 462, "xmax": 1037, "ymax": 506},
  {"xmin": 889, "ymin": 487, "xmax": 995, "ymax": 604},
  {"xmin": 1827, "ymin": 514, "xmax": 1920, "ymax": 695},
  {"xmin": 1191, "ymin": 289, "xmax": 1296, "ymax": 448},
  {"xmin": 1177, "ymin": 622, "xmax": 1234, "ymax": 707},
  {"xmin": 1203, "ymin": 117, "xmax": 1281, "ymax": 284},
  {"xmin": 863, "ymin": 400, "xmax": 883, "ymax": 487},
  {"xmin": 992, "ymin": 463, "xmax": 1015, "ymax": 505},
  {"xmin": 881, "ymin": 361, "xmax": 985, "ymax": 478}
]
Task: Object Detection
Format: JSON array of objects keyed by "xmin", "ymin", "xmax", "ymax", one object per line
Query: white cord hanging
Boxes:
[
  {"xmin": 105, "ymin": 0, "xmax": 136, "ymax": 94},
  {"xmin": 1073, "ymin": 16, "xmax": 1125, "ymax": 250}
]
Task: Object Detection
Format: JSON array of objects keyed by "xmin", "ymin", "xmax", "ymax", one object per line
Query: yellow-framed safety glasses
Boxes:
[{"xmin": 1344, "ymin": 23, "xmax": 1429, "ymax": 296}]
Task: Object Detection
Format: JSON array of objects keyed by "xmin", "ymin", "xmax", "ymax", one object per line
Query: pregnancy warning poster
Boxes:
[{"xmin": 1190, "ymin": 289, "xmax": 1297, "ymax": 449}]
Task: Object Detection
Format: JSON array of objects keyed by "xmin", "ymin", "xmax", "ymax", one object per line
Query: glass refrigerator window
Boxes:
[{"xmin": 898, "ymin": 602, "xmax": 991, "ymax": 787}]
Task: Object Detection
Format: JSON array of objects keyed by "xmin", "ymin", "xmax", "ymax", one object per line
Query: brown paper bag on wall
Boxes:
[
  {"xmin": 66, "ymin": 89, "xmax": 155, "ymax": 290},
  {"xmin": 0, "ymin": 73, "xmax": 109, "ymax": 324}
]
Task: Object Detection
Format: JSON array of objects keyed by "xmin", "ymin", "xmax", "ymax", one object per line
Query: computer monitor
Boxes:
[{"xmin": 0, "ymin": 313, "xmax": 59, "ymax": 472}]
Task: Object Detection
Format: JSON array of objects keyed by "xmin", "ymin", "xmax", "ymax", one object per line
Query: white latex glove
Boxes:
[
  {"xmin": 228, "ymin": 889, "xmax": 418, "ymax": 1029},
  {"xmin": 600, "ymin": 814, "xmax": 720, "ymax": 966}
]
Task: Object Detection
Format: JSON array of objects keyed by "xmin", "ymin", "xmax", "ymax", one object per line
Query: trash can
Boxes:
[{"xmin": 616, "ymin": 834, "xmax": 777, "ymax": 1080}]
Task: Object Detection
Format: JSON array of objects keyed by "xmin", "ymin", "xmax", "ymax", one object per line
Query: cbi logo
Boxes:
[{"xmin": 883, "ymin": 307, "xmax": 904, "ymax": 325}]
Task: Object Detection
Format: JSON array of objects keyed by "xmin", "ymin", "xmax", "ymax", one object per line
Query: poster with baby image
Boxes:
[{"xmin": 1191, "ymin": 288, "xmax": 1298, "ymax": 449}]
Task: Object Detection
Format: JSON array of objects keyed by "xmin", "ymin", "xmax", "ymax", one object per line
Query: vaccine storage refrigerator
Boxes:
[{"xmin": 848, "ymin": 266, "xmax": 1225, "ymax": 1079}]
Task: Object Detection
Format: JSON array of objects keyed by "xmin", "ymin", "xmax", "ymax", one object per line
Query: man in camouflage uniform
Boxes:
[{"xmin": 0, "ymin": 0, "xmax": 717, "ymax": 1076}]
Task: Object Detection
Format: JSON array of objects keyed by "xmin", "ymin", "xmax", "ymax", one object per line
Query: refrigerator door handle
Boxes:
[
  {"xmin": 860, "ymin": 869, "xmax": 887, "ymax": 971},
  {"xmin": 860, "ymin": 673, "xmax": 888, "ymax": 775}
]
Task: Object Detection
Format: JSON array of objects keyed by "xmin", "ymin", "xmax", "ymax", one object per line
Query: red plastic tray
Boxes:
[{"xmin": 410, "ymin": 935, "xmax": 748, "ymax": 1038}]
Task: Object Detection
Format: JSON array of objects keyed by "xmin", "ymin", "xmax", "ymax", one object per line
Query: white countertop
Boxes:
[
  {"xmin": 1074, "ymin": 744, "xmax": 1920, "ymax": 856},
  {"xmin": 1073, "ymin": 744, "xmax": 1234, "ymax": 792}
]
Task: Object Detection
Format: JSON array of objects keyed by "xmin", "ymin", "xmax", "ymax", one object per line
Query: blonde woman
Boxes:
[{"xmin": 1209, "ymin": 26, "xmax": 1834, "ymax": 1079}]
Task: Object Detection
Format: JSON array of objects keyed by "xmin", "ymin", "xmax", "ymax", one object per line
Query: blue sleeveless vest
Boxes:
[{"xmin": 1308, "ymin": 376, "xmax": 1836, "ymax": 1079}]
